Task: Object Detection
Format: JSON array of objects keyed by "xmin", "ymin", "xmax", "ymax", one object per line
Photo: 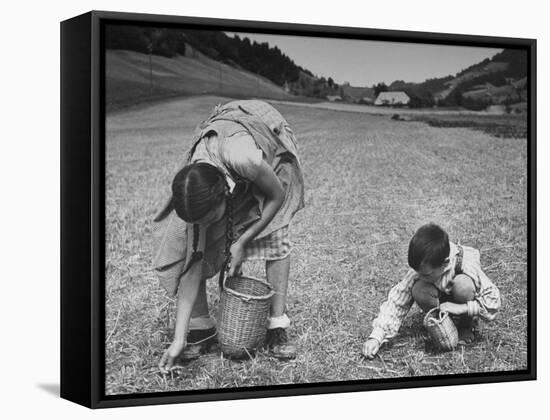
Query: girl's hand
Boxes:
[
  {"xmin": 362, "ymin": 338, "xmax": 381, "ymax": 359},
  {"xmin": 228, "ymin": 240, "xmax": 245, "ymax": 277},
  {"xmin": 158, "ymin": 339, "xmax": 186, "ymax": 373},
  {"xmin": 439, "ymin": 302, "xmax": 468, "ymax": 316}
]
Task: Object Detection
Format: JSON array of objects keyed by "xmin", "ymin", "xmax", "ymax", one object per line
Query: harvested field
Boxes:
[{"xmin": 105, "ymin": 95, "xmax": 528, "ymax": 395}]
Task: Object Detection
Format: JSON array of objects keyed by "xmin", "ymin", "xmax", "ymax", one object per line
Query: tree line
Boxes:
[{"xmin": 105, "ymin": 24, "xmax": 313, "ymax": 87}]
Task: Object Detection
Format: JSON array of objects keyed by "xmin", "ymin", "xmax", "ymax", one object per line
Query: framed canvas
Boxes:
[{"xmin": 60, "ymin": 10, "xmax": 536, "ymax": 408}]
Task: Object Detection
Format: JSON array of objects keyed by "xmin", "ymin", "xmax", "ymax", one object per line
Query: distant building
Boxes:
[
  {"xmin": 374, "ymin": 91, "xmax": 410, "ymax": 106},
  {"xmin": 340, "ymin": 85, "xmax": 375, "ymax": 104},
  {"xmin": 326, "ymin": 95, "xmax": 343, "ymax": 102}
]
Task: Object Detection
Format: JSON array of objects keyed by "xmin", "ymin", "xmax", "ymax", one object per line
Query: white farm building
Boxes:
[{"xmin": 374, "ymin": 91, "xmax": 410, "ymax": 106}]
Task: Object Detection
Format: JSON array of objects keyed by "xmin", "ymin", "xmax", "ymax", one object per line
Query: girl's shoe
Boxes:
[
  {"xmin": 265, "ymin": 328, "xmax": 296, "ymax": 360},
  {"xmin": 180, "ymin": 327, "xmax": 219, "ymax": 360}
]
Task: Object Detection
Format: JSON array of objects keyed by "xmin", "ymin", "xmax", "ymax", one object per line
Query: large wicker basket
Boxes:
[
  {"xmin": 218, "ymin": 274, "xmax": 275, "ymax": 359},
  {"xmin": 423, "ymin": 307, "xmax": 459, "ymax": 351}
]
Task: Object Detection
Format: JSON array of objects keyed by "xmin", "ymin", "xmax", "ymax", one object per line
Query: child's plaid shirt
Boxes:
[{"xmin": 368, "ymin": 242, "xmax": 501, "ymax": 344}]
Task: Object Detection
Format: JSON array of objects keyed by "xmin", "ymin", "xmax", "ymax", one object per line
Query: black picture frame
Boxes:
[{"xmin": 60, "ymin": 10, "xmax": 536, "ymax": 409}]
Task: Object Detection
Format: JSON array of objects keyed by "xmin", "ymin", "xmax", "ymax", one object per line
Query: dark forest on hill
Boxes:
[{"xmin": 105, "ymin": 25, "xmax": 313, "ymax": 87}]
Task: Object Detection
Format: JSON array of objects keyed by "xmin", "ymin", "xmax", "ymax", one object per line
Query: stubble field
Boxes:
[{"xmin": 105, "ymin": 96, "xmax": 528, "ymax": 395}]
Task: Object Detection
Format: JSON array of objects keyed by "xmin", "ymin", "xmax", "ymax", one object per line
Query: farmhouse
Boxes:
[
  {"xmin": 374, "ymin": 91, "xmax": 410, "ymax": 106},
  {"xmin": 340, "ymin": 84, "xmax": 375, "ymax": 104}
]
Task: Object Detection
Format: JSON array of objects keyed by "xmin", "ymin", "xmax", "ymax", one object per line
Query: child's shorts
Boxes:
[{"xmin": 243, "ymin": 226, "xmax": 292, "ymax": 261}]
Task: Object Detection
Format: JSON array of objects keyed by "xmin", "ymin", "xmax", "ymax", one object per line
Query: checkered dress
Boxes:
[{"xmin": 243, "ymin": 225, "xmax": 292, "ymax": 261}]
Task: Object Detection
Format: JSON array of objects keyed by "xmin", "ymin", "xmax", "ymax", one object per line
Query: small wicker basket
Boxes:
[
  {"xmin": 218, "ymin": 273, "xmax": 275, "ymax": 359},
  {"xmin": 423, "ymin": 307, "xmax": 459, "ymax": 351}
]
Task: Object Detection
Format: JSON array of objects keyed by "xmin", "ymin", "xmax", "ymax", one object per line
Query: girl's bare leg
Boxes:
[
  {"xmin": 266, "ymin": 255, "xmax": 290, "ymax": 317},
  {"xmin": 187, "ymin": 279, "xmax": 216, "ymax": 332},
  {"xmin": 185, "ymin": 279, "xmax": 216, "ymax": 358},
  {"xmin": 265, "ymin": 255, "xmax": 295, "ymax": 359},
  {"xmin": 190, "ymin": 279, "xmax": 209, "ymax": 319}
]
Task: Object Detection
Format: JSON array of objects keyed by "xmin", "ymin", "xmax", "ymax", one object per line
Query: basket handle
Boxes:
[
  {"xmin": 217, "ymin": 251, "xmax": 242, "ymax": 290},
  {"xmin": 218, "ymin": 251, "xmax": 275, "ymax": 301},
  {"xmin": 218, "ymin": 256, "xmax": 229, "ymax": 292},
  {"xmin": 222, "ymin": 275, "xmax": 276, "ymax": 301},
  {"xmin": 219, "ymin": 259, "xmax": 275, "ymax": 302},
  {"xmin": 435, "ymin": 304, "xmax": 451, "ymax": 322},
  {"xmin": 217, "ymin": 254, "xmax": 244, "ymax": 291},
  {"xmin": 424, "ymin": 306, "xmax": 449, "ymax": 326}
]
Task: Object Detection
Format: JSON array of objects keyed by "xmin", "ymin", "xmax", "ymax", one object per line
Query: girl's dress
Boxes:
[{"xmin": 152, "ymin": 100, "xmax": 305, "ymax": 296}]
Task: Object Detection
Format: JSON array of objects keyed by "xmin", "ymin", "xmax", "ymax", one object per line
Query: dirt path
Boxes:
[{"xmin": 269, "ymin": 99, "xmax": 505, "ymax": 116}]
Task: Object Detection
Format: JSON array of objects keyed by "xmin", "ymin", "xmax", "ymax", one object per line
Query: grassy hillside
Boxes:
[
  {"xmin": 106, "ymin": 50, "xmax": 294, "ymax": 111},
  {"xmin": 380, "ymin": 49, "xmax": 527, "ymax": 110}
]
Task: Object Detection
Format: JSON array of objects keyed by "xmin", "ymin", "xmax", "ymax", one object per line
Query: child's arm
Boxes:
[
  {"xmin": 460, "ymin": 246, "xmax": 501, "ymax": 321},
  {"xmin": 228, "ymin": 160, "xmax": 284, "ymax": 276},
  {"xmin": 159, "ymin": 224, "xmax": 205, "ymax": 373},
  {"xmin": 363, "ymin": 270, "xmax": 417, "ymax": 358}
]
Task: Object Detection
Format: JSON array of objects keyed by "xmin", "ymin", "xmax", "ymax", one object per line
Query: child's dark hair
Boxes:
[
  {"xmin": 171, "ymin": 162, "xmax": 234, "ymax": 274},
  {"xmin": 408, "ymin": 223, "xmax": 450, "ymax": 271}
]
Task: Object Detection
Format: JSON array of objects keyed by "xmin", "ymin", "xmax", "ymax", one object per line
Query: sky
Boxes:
[{"xmin": 227, "ymin": 32, "xmax": 502, "ymax": 87}]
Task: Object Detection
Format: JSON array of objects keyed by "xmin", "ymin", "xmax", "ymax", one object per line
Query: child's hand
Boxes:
[
  {"xmin": 362, "ymin": 338, "xmax": 381, "ymax": 359},
  {"xmin": 158, "ymin": 339, "xmax": 186, "ymax": 374},
  {"xmin": 228, "ymin": 241, "xmax": 245, "ymax": 277},
  {"xmin": 439, "ymin": 302, "xmax": 468, "ymax": 316}
]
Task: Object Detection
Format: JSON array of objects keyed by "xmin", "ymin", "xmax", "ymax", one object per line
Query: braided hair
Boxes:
[
  {"xmin": 171, "ymin": 162, "xmax": 234, "ymax": 275},
  {"xmin": 223, "ymin": 177, "xmax": 234, "ymax": 268}
]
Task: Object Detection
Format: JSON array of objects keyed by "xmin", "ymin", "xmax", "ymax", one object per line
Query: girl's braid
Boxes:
[
  {"xmin": 218, "ymin": 177, "xmax": 234, "ymax": 290},
  {"xmin": 180, "ymin": 224, "xmax": 203, "ymax": 277},
  {"xmin": 192, "ymin": 223, "xmax": 203, "ymax": 261},
  {"xmin": 223, "ymin": 178, "xmax": 234, "ymax": 267}
]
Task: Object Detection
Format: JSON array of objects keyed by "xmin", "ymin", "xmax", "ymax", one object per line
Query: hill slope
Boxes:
[
  {"xmin": 106, "ymin": 49, "xmax": 293, "ymax": 111},
  {"xmin": 383, "ymin": 48, "xmax": 527, "ymax": 109}
]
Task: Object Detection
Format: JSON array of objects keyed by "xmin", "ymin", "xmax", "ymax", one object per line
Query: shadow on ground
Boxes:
[{"xmin": 37, "ymin": 383, "xmax": 59, "ymax": 397}]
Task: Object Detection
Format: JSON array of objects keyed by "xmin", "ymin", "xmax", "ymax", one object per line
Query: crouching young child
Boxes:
[{"xmin": 363, "ymin": 223, "xmax": 501, "ymax": 358}]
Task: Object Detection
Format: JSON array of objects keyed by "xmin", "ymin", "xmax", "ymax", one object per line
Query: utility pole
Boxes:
[
  {"xmin": 145, "ymin": 29, "xmax": 161, "ymax": 96},
  {"xmin": 148, "ymin": 41, "xmax": 153, "ymax": 94},
  {"xmin": 219, "ymin": 62, "xmax": 222, "ymax": 93}
]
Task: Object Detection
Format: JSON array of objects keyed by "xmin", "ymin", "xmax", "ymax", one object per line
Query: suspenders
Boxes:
[{"xmin": 455, "ymin": 244, "xmax": 464, "ymax": 275}]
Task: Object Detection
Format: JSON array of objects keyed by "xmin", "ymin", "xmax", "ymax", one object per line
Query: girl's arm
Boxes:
[
  {"xmin": 159, "ymin": 224, "xmax": 205, "ymax": 372},
  {"xmin": 239, "ymin": 160, "xmax": 285, "ymax": 243},
  {"xmin": 172, "ymin": 256, "xmax": 203, "ymax": 342},
  {"xmin": 228, "ymin": 160, "xmax": 284, "ymax": 276}
]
